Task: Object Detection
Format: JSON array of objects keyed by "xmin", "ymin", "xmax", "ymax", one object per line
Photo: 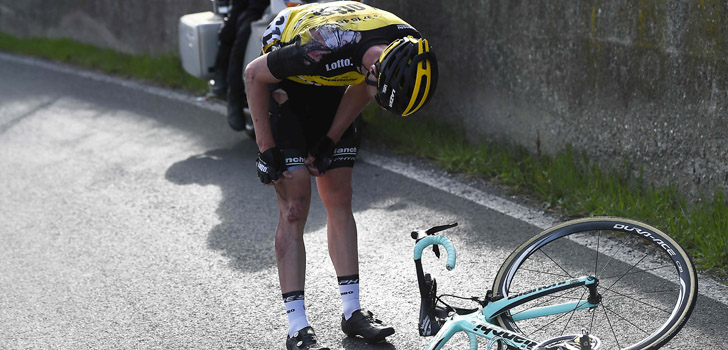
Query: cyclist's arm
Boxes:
[
  {"xmin": 244, "ymin": 54, "xmax": 282, "ymax": 152},
  {"xmin": 326, "ymin": 81, "xmax": 371, "ymax": 143}
]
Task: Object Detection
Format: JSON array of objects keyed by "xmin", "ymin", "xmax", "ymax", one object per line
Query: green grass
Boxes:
[
  {"xmin": 363, "ymin": 109, "xmax": 728, "ymax": 277},
  {"xmin": 0, "ymin": 32, "xmax": 207, "ymax": 93},
  {"xmin": 2, "ymin": 33, "xmax": 726, "ymax": 277}
]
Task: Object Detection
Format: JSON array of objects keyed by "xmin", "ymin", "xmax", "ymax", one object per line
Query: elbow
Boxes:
[
  {"xmin": 244, "ymin": 62, "xmax": 257, "ymax": 88},
  {"xmin": 244, "ymin": 55, "xmax": 281, "ymax": 93},
  {"xmin": 244, "ymin": 56, "xmax": 273, "ymax": 88}
]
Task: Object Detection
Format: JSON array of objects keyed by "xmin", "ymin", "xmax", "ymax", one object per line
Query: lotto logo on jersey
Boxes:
[{"xmin": 325, "ymin": 58, "xmax": 353, "ymax": 72}]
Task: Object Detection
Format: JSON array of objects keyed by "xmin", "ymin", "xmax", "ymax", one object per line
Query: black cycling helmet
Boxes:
[{"xmin": 370, "ymin": 36, "xmax": 438, "ymax": 116}]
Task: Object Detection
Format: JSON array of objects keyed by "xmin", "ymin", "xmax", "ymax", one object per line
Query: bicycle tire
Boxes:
[{"xmin": 492, "ymin": 217, "xmax": 697, "ymax": 350}]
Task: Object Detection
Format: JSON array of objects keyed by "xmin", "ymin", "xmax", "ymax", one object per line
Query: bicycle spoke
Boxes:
[
  {"xmin": 594, "ymin": 231, "xmax": 633, "ymax": 278},
  {"xmin": 600, "ymin": 303, "xmax": 622, "ymax": 349},
  {"xmin": 604, "ymin": 252, "xmax": 649, "ymax": 291},
  {"xmin": 602, "ymin": 304, "xmax": 651, "ymax": 335},
  {"xmin": 537, "ymin": 248, "xmax": 575, "ymax": 279},
  {"xmin": 567, "ymin": 232, "xmax": 588, "ymax": 277},
  {"xmin": 559, "ymin": 288, "xmax": 587, "ymax": 336},
  {"xmin": 601, "ymin": 287, "xmax": 679, "ymax": 298},
  {"xmin": 594, "ymin": 230, "xmax": 600, "ymax": 277},
  {"xmin": 589, "ymin": 303, "xmax": 596, "ymax": 335},
  {"xmin": 514, "ymin": 267, "xmax": 572, "ymax": 278},
  {"xmin": 600, "ymin": 264, "xmax": 673, "ymax": 280},
  {"xmin": 528, "ymin": 307, "xmax": 573, "ymax": 336},
  {"xmin": 599, "ymin": 287, "xmax": 676, "ymax": 314}
]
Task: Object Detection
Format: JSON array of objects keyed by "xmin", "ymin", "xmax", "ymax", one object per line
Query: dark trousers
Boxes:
[{"xmin": 214, "ymin": 0, "xmax": 269, "ymax": 106}]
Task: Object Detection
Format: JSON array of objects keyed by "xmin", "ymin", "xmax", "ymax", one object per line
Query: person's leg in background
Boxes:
[
  {"xmin": 210, "ymin": 0, "xmax": 246, "ymax": 98},
  {"xmin": 227, "ymin": 0, "xmax": 269, "ymax": 131}
]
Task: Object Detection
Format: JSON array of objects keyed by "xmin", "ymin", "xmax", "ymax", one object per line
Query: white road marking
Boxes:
[
  {"xmin": 362, "ymin": 153, "xmax": 728, "ymax": 306},
  {"xmin": 0, "ymin": 52, "xmax": 226, "ymax": 114}
]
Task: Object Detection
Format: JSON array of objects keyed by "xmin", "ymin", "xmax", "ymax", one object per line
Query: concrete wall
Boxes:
[
  {"xmin": 370, "ymin": 0, "xmax": 728, "ymax": 199},
  {"xmin": 0, "ymin": 0, "xmax": 206, "ymax": 55},
  {"xmin": 1, "ymin": 0, "xmax": 726, "ymax": 198}
]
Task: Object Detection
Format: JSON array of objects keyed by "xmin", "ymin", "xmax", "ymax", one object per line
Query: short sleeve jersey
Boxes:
[{"xmin": 262, "ymin": 1, "xmax": 420, "ymax": 86}]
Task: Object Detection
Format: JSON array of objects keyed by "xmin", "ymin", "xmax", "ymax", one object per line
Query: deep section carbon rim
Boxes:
[{"xmin": 492, "ymin": 217, "xmax": 697, "ymax": 350}]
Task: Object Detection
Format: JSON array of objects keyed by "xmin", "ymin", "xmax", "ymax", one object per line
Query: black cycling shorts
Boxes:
[{"xmin": 269, "ymin": 80, "xmax": 361, "ymax": 171}]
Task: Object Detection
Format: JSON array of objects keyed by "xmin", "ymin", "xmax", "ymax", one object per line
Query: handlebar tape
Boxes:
[{"xmin": 413, "ymin": 235, "xmax": 457, "ymax": 271}]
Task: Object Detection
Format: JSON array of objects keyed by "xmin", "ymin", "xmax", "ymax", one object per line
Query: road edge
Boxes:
[{"xmin": 4, "ymin": 50, "xmax": 726, "ymax": 307}]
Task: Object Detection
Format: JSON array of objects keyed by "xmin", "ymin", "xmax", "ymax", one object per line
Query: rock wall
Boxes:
[
  {"xmin": 0, "ymin": 0, "xmax": 206, "ymax": 55},
  {"xmin": 370, "ymin": 0, "xmax": 728, "ymax": 199}
]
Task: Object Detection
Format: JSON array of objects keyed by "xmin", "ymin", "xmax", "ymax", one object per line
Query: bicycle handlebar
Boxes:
[{"xmin": 413, "ymin": 235, "xmax": 457, "ymax": 271}]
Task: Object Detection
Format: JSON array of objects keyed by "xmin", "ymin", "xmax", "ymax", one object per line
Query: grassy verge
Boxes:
[
  {"xmin": 0, "ymin": 32, "xmax": 207, "ymax": 93},
  {"xmin": 2, "ymin": 33, "xmax": 726, "ymax": 277},
  {"xmin": 363, "ymin": 108, "xmax": 728, "ymax": 277}
]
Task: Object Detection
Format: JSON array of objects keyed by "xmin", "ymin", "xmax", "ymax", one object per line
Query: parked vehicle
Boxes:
[{"xmin": 178, "ymin": 0, "xmax": 361, "ymax": 137}]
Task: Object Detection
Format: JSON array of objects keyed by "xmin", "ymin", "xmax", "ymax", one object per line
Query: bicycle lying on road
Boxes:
[{"xmin": 412, "ymin": 217, "xmax": 697, "ymax": 349}]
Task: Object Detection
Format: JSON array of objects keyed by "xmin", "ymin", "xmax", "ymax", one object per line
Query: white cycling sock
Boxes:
[
  {"xmin": 338, "ymin": 274, "xmax": 361, "ymax": 320},
  {"xmin": 283, "ymin": 290, "xmax": 310, "ymax": 337}
]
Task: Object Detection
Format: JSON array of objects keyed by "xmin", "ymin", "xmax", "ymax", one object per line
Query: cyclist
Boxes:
[{"xmin": 244, "ymin": 2, "xmax": 437, "ymax": 349}]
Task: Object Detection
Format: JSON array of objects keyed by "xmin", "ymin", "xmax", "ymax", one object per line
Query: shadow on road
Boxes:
[
  {"xmin": 341, "ymin": 337, "xmax": 396, "ymax": 349},
  {"xmin": 164, "ymin": 140, "xmax": 299, "ymax": 272}
]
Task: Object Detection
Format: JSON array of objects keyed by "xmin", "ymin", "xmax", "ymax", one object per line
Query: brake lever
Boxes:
[
  {"xmin": 411, "ymin": 223, "xmax": 458, "ymax": 259},
  {"xmin": 426, "ymin": 223, "xmax": 458, "ymax": 234}
]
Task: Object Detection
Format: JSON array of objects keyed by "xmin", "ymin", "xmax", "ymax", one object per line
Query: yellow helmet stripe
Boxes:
[
  {"xmin": 403, "ymin": 39, "xmax": 432, "ymax": 116},
  {"xmin": 380, "ymin": 39, "xmax": 402, "ymax": 62},
  {"xmin": 402, "ymin": 39, "xmax": 426, "ymax": 115}
]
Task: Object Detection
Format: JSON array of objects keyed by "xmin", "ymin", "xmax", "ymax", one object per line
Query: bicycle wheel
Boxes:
[{"xmin": 492, "ymin": 217, "xmax": 697, "ymax": 350}]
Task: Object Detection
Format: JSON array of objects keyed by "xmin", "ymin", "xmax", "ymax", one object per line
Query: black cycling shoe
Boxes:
[
  {"xmin": 286, "ymin": 326, "xmax": 330, "ymax": 350},
  {"xmin": 341, "ymin": 309, "xmax": 395, "ymax": 343}
]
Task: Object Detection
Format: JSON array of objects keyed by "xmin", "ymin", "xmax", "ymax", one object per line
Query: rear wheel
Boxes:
[{"xmin": 492, "ymin": 217, "xmax": 697, "ymax": 350}]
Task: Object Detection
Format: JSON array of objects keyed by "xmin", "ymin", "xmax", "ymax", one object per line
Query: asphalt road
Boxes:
[{"xmin": 1, "ymin": 53, "xmax": 726, "ymax": 349}]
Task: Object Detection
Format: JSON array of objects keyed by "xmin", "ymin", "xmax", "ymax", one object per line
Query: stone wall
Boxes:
[
  {"xmin": 0, "ymin": 0, "xmax": 206, "ymax": 55},
  {"xmin": 370, "ymin": 0, "xmax": 728, "ymax": 199},
  {"xmin": 1, "ymin": 0, "xmax": 726, "ymax": 198}
]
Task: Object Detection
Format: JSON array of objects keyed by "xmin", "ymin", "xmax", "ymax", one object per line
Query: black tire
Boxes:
[{"xmin": 492, "ymin": 217, "xmax": 698, "ymax": 350}]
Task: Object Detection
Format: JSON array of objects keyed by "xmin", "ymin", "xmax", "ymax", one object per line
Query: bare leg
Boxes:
[
  {"xmin": 316, "ymin": 167, "xmax": 358, "ymax": 276},
  {"xmin": 274, "ymin": 168, "xmax": 312, "ymax": 293}
]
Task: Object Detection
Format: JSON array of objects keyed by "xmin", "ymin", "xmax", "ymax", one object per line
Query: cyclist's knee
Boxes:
[
  {"xmin": 321, "ymin": 187, "xmax": 352, "ymax": 209},
  {"xmin": 318, "ymin": 172, "xmax": 353, "ymax": 207},
  {"xmin": 279, "ymin": 196, "xmax": 309, "ymax": 225}
]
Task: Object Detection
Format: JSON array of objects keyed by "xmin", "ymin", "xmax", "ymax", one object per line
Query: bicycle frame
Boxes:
[{"xmin": 414, "ymin": 235, "xmax": 600, "ymax": 350}]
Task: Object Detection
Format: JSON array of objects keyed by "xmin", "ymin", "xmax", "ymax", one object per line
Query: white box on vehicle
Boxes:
[{"xmin": 178, "ymin": 12, "xmax": 223, "ymax": 80}]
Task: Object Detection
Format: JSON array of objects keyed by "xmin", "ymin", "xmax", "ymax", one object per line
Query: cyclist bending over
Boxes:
[{"xmin": 245, "ymin": 2, "xmax": 437, "ymax": 349}]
